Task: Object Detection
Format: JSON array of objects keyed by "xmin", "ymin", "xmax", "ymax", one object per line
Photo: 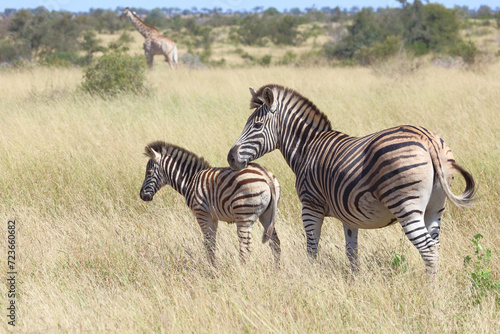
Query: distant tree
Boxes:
[
  {"xmin": 7, "ymin": 8, "xmax": 85, "ymax": 62},
  {"xmin": 495, "ymin": 12, "xmax": 500, "ymax": 29},
  {"xmin": 237, "ymin": 12, "xmax": 302, "ymax": 46},
  {"xmin": 8, "ymin": 8, "xmax": 49, "ymax": 60},
  {"xmin": 90, "ymin": 9, "xmax": 123, "ymax": 34},
  {"xmin": 476, "ymin": 5, "xmax": 492, "ymax": 18},
  {"xmin": 44, "ymin": 12, "xmax": 82, "ymax": 53},
  {"xmin": 263, "ymin": 7, "xmax": 280, "ymax": 16},
  {"xmin": 145, "ymin": 8, "xmax": 167, "ymax": 28},
  {"xmin": 330, "ymin": 7, "xmax": 345, "ymax": 22},
  {"xmin": 422, "ymin": 3, "xmax": 461, "ymax": 52},
  {"xmin": 324, "ymin": 0, "xmax": 464, "ymax": 61},
  {"xmin": 80, "ymin": 30, "xmax": 106, "ymax": 61},
  {"xmin": 328, "ymin": 8, "xmax": 386, "ymax": 59},
  {"xmin": 238, "ymin": 14, "xmax": 267, "ymax": 45},
  {"xmin": 271, "ymin": 15, "xmax": 301, "ymax": 45},
  {"xmin": 4, "ymin": 8, "xmax": 16, "ymax": 17},
  {"xmin": 252, "ymin": 7, "xmax": 264, "ymax": 14}
]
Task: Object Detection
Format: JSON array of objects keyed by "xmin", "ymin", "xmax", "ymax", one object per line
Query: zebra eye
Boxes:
[
  {"xmin": 253, "ymin": 121, "xmax": 264, "ymax": 130},
  {"xmin": 147, "ymin": 169, "xmax": 154, "ymax": 177}
]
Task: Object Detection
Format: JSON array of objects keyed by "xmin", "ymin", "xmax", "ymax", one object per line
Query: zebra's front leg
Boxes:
[
  {"xmin": 302, "ymin": 204, "xmax": 325, "ymax": 260},
  {"xmin": 236, "ymin": 221, "xmax": 253, "ymax": 264},
  {"xmin": 196, "ymin": 215, "xmax": 218, "ymax": 266},
  {"xmin": 343, "ymin": 224, "xmax": 359, "ymax": 274}
]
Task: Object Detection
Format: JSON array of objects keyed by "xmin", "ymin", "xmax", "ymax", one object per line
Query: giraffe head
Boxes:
[{"xmin": 120, "ymin": 8, "xmax": 133, "ymax": 20}]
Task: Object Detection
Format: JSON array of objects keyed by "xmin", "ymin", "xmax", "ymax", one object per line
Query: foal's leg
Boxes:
[
  {"xmin": 259, "ymin": 205, "xmax": 281, "ymax": 265},
  {"xmin": 236, "ymin": 221, "xmax": 253, "ymax": 264},
  {"xmin": 196, "ymin": 213, "xmax": 218, "ymax": 266}
]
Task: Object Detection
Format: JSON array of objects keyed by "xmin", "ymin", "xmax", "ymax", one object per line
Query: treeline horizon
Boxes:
[
  {"xmin": 0, "ymin": 0, "xmax": 499, "ymax": 68},
  {"xmin": 1, "ymin": 3, "xmax": 499, "ymax": 17}
]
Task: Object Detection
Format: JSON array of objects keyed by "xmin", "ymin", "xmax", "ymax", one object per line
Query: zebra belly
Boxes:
[{"xmin": 328, "ymin": 191, "xmax": 397, "ymax": 229}]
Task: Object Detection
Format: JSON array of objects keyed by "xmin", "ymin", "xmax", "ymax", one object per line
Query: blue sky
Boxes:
[{"xmin": 1, "ymin": 0, "xmax": 498, "ymax": 13}]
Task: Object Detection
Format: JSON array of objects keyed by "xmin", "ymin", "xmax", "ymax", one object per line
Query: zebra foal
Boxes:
[
  {"xmin": 140, "ymin": 141, "xmax": 281, "ymax": 266},
  {"xmin": 227, "ymin": 84, "xmax": 477, "ymax": 275}
]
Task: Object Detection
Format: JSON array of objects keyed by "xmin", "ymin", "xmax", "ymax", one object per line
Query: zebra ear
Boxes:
[
  {"xmin": 249, "ymin": 87, "xmax": 257, "ymax": 98},
  {"xmin": 144, "ymin": 146, "xmax": 161, "ymax": 160},
  {"xmin": 263, "ymin": 87, "xmax": 277, "ymax": 113},
  {"xmin": 249, "ymin": 86, "xmax": 264, "ymax": 109}
]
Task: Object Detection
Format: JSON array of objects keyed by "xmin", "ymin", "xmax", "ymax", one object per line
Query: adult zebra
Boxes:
[
  {"xmin": 140, "ymin": 141, "xmax": 281, "ymax": 266},
  {"xmin": 227, "ymin": 84, "xmax": 477, "ymax": 275}
]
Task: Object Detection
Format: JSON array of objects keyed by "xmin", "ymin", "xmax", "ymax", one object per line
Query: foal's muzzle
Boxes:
[{"xmin": 140, "ymin": 190, "xmax": 153, "ymax": 201}]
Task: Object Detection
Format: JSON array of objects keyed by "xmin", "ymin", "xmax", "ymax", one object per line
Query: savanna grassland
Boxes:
[{"xmin": 1, "ymin": 59, "xmax": 499, "ymax": 332}]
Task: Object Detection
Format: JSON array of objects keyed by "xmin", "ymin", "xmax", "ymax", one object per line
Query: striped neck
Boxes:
[
  {"xmin": 267, "ymin": 85, "xmax": 334, "ymax": 172},
  {"xmin": 148, "ymin": 142, "xmax": 211, "ymax": 197}
]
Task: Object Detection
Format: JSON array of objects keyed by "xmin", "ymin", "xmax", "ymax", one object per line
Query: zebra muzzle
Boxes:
[{"xmin": 227, "ymin": 145, "xmax": 247, "ymax": 170}]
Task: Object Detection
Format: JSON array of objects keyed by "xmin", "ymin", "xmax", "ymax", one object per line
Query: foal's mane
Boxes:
[{"xmin": 146, "ymin": 141, "xmax": 211, "ymax": 169}]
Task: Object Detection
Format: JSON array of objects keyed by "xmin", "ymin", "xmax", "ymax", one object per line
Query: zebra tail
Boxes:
[
  {"xmin": 432, "ymin": 150, "xmax": 478, "ymax": 208},
  {"xmin": 262, "ymin": 176, "xmax": 280, "ymax": 244},
  {"xmin": 448, "ymin": 162, "xmax": 478, "ymax": 207}
]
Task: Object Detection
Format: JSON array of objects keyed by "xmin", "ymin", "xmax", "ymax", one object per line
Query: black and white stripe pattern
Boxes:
[
  {"xmin": 228, "ymin": 84, "xmax": 477, "ymax": 275},
  {"xmin": 140, "ymin": 141, "xmax": 281, "ymax": 266}
]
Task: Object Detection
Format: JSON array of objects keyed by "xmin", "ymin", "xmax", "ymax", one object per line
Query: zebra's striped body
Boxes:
[
  {"xmin": 227, "ymin": 84, "xmax": 476, "ymax": 275},
  {"xmin": 140, "ymin": 141, "xmax": 281, "ymax": 265}
]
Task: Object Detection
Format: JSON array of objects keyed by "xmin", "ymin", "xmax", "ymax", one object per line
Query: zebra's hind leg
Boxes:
[
  {"xmin": 236, "ymin": 221, "xmax": 253, "ymax": 264},
  {"xmin": 301, "ymin": 203, "xmax": 325, "ymax": 261},
  {"xmin": 398, "ymin": 211, "xmax": 440, "ymax": 275},
  {"xmin": 424, "ymin": 182, "xmax": 448, "ymax": 243},
  {"xmin": 343, "ymin": 224, "xmax": 359, "ymax": 274}
]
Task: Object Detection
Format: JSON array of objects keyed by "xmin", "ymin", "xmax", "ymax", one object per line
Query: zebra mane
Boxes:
[
  {"xmin": 145, "ymin": 141, "xmax": 211, "ymax": 169},
  {"xmin": 250, "ymin": 84, "xmax": 332, "ymax": 131}
]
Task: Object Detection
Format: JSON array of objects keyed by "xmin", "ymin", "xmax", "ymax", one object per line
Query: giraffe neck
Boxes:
[{"xmin": 126, "ymin": 11, "xmax": 157, "ymax": 38}]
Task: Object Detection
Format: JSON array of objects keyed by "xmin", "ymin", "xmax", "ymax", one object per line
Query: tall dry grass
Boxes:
[{"xmin": 0, "ymin": 62, "xmax": 499, "ymax": 332}]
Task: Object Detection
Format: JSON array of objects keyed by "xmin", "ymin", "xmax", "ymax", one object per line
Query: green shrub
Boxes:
[
  {"xmin": 390, "ymin": 253, "xmax": 408, "ymax": 274},
  {"xmin": 464, "ymin": 233, "xmax": 500, "ymax": 305},
  {"xmin": 280, "ymin": 50, "xmax": 298, "ymax": 65},
  {"xmin": 451, "ymin": 40, "xmax": 480, "ymax": 65},
  {"xmin": 0, "ymin": 40, "xmax": 30, "ymax": 63},
  {"xmin": 354, "ymin": 35, "xmax": 401, "ymax": 65},
  {"xmin": 81, "ymin": 53, "xmax": 147, "ymax": 96},
  {"xmin": 43, "ymin": 51, "xmax": 85, "ymax": 67},
  {"xmin": 408, "ymin": 40, "xmax": 429, "ymax": 56},
  {"xmin": 258, "ymin": 54, "xmax": 272, "ymax": 66}
]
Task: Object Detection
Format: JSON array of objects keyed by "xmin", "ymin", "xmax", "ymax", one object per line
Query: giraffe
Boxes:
[{"xmin": 120, "ymin": 8, "xmax": 178, "ymax": 69}]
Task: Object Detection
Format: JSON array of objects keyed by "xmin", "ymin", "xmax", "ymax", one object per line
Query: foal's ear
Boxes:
[
  {"xmin": 144, "ymin": 146, "xmax": 161, "ymax": 160},
  {"xmin": 263, "ymin": 87, "xmax": 277, "ymax": 113},
  {"xmin": 249, "ymin": 86, "xmax": 263, "ymax": 109},
  {"xmin": 249, "ymin": 87, "xmax": 258, "ymax": 98}
]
